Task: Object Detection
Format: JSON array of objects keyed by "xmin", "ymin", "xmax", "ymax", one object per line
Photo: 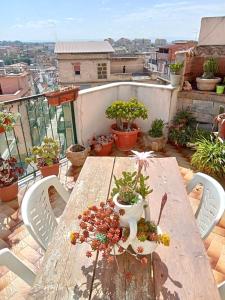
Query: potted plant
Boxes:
[
  {"xmin": 45, "ymin": 87, "xmax": 79, "ymax": 106},
  {"xmin": 66, "ymin": 144, "xmax": 90, "ymax": 167},
  {"xmin": 123, "ymin": 218, "xmax": 170, "ymax": 255},
  {"xmin": 105, "ymin": 98, "xmax": 148, "ymax": 151},
  {"xmin": 88, "ymin": 134, "xmax": 114, "ymax": 156},
  {"xmin": 169, "ymin": 110, "xmax": 196, "ymax": 148},
  {"xmin": 191, "ymin": 137, "xmax": 225, "ymax": 178},
  {"xmin": 111, "ymin": 151, "xmax": 154, "ymax": 227},
  {"xmin": 169, "ymin": 62, "xmax": 183, "ymax": 87},
  {"xmin": 70, "ymin": 198, "xmax": 170, "ymax": 263},
  {"xmin": 143, "ymin": 119, "xmax": 166, "ymax": 151},
  {"xmin": 0, "ymin": 110, "xmax": 19, "ymax": 134},
  {"xmin": 0, "ymin": 157, "xmax": 24, "ymax": 202},
  {"xmin": 25, "ymin": 137, "xmax": 60, "ymax": 177},
  {"xmin": 196, "ymin": 58, "xmax": 221, "ymax": 91}
]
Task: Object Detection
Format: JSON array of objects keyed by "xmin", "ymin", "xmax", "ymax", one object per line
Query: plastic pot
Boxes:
[
  {"xmin": 39, "ymin": 163, "xmax": 60, "ymax": 177},
  {"xmin": 111, "ymin": 123, "xmax": 139, "ymax": 151}
]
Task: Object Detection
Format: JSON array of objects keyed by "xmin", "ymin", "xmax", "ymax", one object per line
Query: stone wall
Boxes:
[{"xmin": 178, "ymin": 90, "xmax": 225, "ymax": 125}]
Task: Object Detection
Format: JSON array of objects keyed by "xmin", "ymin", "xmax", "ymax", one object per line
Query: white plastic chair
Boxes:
[
  {"xmin": 21, "ymin": 175, "xmax": 70, "ymax": 251},
  {"xmin": 218, "ymin": 281, "xmax": 225, "ymax": 300},
  {"xmin": 0, "ymin": 248, "xmax": 36, "ymax": 286},
  {"xmin": 187, "ymin": 172, "xmax": 225, "ymax": 240}
]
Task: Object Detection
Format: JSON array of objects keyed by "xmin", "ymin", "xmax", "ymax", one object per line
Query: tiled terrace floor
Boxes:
[{"xmin": 0, "ymin": 138, "xmax": 224, "ymax": 299}]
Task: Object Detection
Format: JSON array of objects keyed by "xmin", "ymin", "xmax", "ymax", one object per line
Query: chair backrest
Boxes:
[
  {"xmin": 187, "ymin": 172, "xmax": 225, "ymax": 239},
  {"xmin": 21, "ymin": 175, "xmax": 70, "ymax": 251},
  {"xmin": 0, "ymin": 248, "xmax": 36, "ymax": 286},
  {"xmin": 218, "ymin": 280, "xmax": 225, "ymax": 300}
]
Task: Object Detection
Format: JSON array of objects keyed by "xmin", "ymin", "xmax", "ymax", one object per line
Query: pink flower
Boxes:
[{"xmin": 131, "ymin": 150, "xmax": 155, "ymax": 170}]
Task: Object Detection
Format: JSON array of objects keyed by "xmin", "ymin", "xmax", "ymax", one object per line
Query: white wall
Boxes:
[
  {"xmin": 198, "ymin": 17, "xmax": 225, "ymax": 46},
  {"xmin": 74, "ymin": 82, "xmax": 177, "ymax": 145}
]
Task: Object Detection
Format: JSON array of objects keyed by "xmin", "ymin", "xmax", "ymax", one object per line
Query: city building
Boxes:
[{"xmin": 55, "ymin": 41, "xmax": 115, "ymax": 89}]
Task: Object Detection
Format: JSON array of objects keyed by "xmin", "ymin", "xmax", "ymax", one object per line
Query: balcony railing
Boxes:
[{"xmin": 0, "ymin": 93, "xmax": 77, "ymax": 179}]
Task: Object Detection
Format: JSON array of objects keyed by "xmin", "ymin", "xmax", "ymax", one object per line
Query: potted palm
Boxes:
[
  {"xmin": 143, "ymin": 119, "xmax": 166, "ymax": 151},
  {"xmin": 0, "ymin": 157, "xmax": 24, "ymax": 202},
  {"xmin": 169, "ymin": 62, "xmax": 183, "ymax": 87},
  {"xmin": 196, "ymin": 58, "xmax": 221, "ymax": 91},
  {"xmin": 45, "ymin": 87, "xmax": 79, "ymax": 106},
  {"xmin": 26, "ymin": 137, "xmax": 60, "ymax": 177},
  {"xmin": 105, "ymin": 98, "xmax": 148, "ymax": 151},
  {"xmin": 88, "ymin": 134, "xmax": 114, "ymax": 156},
  {"xmin": 0, "ymin": 110, "xmax": 19, "ymax": 134}
]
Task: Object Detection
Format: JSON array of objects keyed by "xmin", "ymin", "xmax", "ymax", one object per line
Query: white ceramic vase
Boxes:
[
  {"xmin": 113, "ymin": 193, "xmax": 144, "ymax": 227},
  {"xmin": 131, "ymin": 226, "xmax": 162, "ymax": 255}
]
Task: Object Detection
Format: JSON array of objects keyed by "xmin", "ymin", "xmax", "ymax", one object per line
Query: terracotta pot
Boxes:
[
  {"xmin": 111, "ymin": 123, "xmax": 139, "ymax": 151},
  {"xmin": 66, "ymin": 144, "xmax": 90, "ymax": 166},
  {"xmin": 95, "ymin": 141, "xmax": 113, "ymax": 156},
  {"xmin": 45, "ymin": 88, "xmax": 79, "ymax": 107},
  {"xmin": 39, "ymin": 163, "xmax": 60, "ymax": 177},
  {"xmin": 0, "ymin": 181, "xmax": 19, "ymax": 202}
]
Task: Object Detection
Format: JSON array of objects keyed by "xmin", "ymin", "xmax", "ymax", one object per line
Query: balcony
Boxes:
[{"xmin": 0, "ymin": 82, "xmax": 224, "ymax": 298}]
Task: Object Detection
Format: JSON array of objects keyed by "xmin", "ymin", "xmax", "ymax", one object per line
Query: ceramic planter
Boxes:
[
  {"xmin": 95, "ymin": 141, "xmax": 113, "ymax": 156},
  {"xmin": 45, "ymin": 88, "xmax": 79, "ymax": 107},
  {"xmin": 39, "ymin": 163, "xmax": 60, "ymax": 177},
  {"xmin": 196, "ymin": 77, "xmax": 221, "ymax": 91},
  {"xmin": 111, "ymin": 123, "xmax": 139, "ymax": 151},
  {"xmin": 131, "ymin": 227, "xmax": 162, "ymax": 255},
  {"xmin": 170, "ymin": 74, "xmax": 181, "ymax": 87},
  {"xmin": 0, "ymin": 181, "xmax": 19, "ymax": 202},
  {"xmin": 143, "ymin": 134, "xmax": 166, "ymax": 151},
  {"xmin": 66, "ymin": 144, "xmax": 90, "ymax": 166},
  {"xmin": 113, "ymin": 193, "xmax": 144, "ymax": 227},
  {"xmin": 216, "ymin": 85, "xmax": 225, "ymax": 95}
]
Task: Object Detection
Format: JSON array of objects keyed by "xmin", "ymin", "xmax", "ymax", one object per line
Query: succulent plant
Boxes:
[
  {"xmin": 25, "ymin": 137, "xmax": 60, "ymax": 167},
  {"xmin": 202, "ymin": 58, "xmax": 219, "ymax": 79},
  {"xmin": 169, "ymin": 62, "xmax": 183, "ymax": 75},
  {"xmin": 149, "ymin": 119, "xmax": 164, "ymax": 138},
  {"xmin": 88, "ymin": 134, "xmax": 115, "ymax": 152},
  {"xmin": 105, "ymin": 97, "xmax": 148, "ymax": 131},
  {"xmin": 0, "ymin": 157, "xmax": 24, "ymax": 187}
]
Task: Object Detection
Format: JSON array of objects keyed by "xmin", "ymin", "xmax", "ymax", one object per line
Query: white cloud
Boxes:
[{"xmin": 13, "ymin": 19, "xmax": 58, "ymax": 29}]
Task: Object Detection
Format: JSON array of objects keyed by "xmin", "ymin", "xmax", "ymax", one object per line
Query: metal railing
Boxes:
[{"xmin": 0, "ymin": 93, "xmax": 77, "ymax": 179}]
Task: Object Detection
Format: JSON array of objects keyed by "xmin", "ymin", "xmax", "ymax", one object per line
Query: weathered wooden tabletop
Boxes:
[{"xmin": 29, "ymin": 157, "xmax": 220, "ymax": 300}]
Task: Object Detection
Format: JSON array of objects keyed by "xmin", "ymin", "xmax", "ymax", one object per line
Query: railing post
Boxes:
[{"xmin": 70, "ymin": 101, "xmax": 77, "ymax": 144}]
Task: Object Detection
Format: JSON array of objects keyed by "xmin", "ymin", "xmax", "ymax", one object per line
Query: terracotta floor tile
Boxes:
[
  {"xmin": 207, "ymin": 240, "xmax": 224, "ymax": 262},
  {"xmin": 19, "ymin": 245, "xmax": 42, "ymax": 265}
]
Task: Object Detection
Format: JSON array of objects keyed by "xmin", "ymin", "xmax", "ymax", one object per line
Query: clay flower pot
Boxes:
[
  {"xmin": 45, "ymin": 88, "xmax": 79, "ymax": 107},
  {"xmin": 113, "ymin": 193, "xmax": 144, "ymax": 227},
  {"xmin": 66, "ymin": 144, "xmax": 90, "ymax": 166},
  {"xmin": 0, "ymin": 181, "xmax": 19, "ymax": 202},
  {"xmin": 131, "ymin": 227, "xmax": 162, "ymax": 255},
  {"xmin": 111, "ymin": 123, "xmax": 139, "ymax": 151},
  {"xmin": 39, "ymin": 163, "xmax": 60, "ymax": 177},
  {"xmin": 95, "ymin": 141, "xmax": 113, "ymax": 156}
]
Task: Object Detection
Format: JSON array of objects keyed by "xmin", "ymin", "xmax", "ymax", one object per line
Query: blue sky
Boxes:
[{"xmin": 0, "ymin": 0, "xmax": 224, "ymax": 42}]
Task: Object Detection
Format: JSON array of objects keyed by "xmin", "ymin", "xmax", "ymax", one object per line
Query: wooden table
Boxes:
[{"xmin": 29, "ymin": 157, "xmax": 220, "ymax": 300}]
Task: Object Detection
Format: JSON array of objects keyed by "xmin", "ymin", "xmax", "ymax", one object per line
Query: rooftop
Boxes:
[{"xmin": 55, "ymin": 41, "xmax": 115, "ymax": 54}]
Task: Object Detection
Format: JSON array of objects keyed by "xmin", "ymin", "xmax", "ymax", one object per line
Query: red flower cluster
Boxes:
[{"xmin": 70, "ymin": 200, "xmax": 122, "ymax": 261}]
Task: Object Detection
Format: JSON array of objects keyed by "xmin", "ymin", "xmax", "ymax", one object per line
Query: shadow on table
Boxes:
[{"xmin": 153, "ymin": 253, "xmax": 182, "ymax": 300}]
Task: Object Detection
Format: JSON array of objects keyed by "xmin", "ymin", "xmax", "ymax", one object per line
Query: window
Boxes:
[
  {"xmin": 97, "ymin": 63, "xmax": 107, "ymax": 79},
  {"xmin": 74, "ymin": 63, "xmax": 80, "ymax": 75}
]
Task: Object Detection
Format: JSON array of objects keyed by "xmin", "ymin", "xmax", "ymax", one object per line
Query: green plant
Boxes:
[
  {"xmin": 148, "ymin": 119, "xmax": 164, "ymax": 138},
  {"xmin": 111, "ymin": 171, "xmax": 152, "ymax": 205},
  {"xmin": 169, "ymin": 110, "xmax": 196, "ymax": 146},
  {"xmin": 105, "ymin": 97, "xmax": 148, "ymax": 131},
  {"xmin": 219, "ymin": 105, "xmax": 225, "ymax": 115},
  {"xmin": 169, "ymin": 62, "xmax": 183, "ymax": 75},
  {"xmin": 0, "ymin": 110, "xmax": 19, "ymax": 131},
  {"xmin": 190, "ymin": 127, "xmax": 212, "ymax": 143},
  {"xmin": 202, "ymin": 58, "xmax": 219, "ymax": 79},
  {"xmin": 25, "ymin": 137, "xmax": 60, "ymax": 167},
  {"xmin": 191, "ymin": 137, "xmax": 225, "ymax": 177}
]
